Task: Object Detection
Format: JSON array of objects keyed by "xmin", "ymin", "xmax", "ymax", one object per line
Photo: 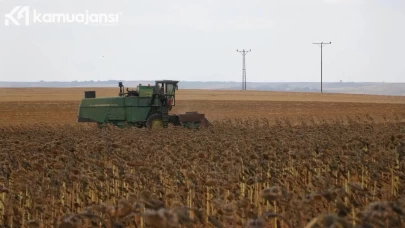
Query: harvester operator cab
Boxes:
[{"xmin": 155, "ymin": 80, "xmax": 179, "ymax": 106}]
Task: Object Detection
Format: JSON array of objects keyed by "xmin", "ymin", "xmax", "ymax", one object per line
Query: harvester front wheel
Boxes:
[{"xmin": 146, "ymin": 114, "xmax": 164, "ymax": 129}]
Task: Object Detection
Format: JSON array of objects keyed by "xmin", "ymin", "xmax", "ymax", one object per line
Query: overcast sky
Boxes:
[{"xmin": 0, "ymin": 0, "xmax": 404, "ymax": 82}]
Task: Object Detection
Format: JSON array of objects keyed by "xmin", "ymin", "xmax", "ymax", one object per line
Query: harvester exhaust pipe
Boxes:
[{"xmin": 118, "ymin": 82, "xmax": 124, "ymax": 96}]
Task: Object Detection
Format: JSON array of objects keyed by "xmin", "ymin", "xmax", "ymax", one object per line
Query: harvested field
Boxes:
[
  {"xmin": 0, "ymin": 88, "xmax": 405, "ymax": 227},
  {"xmin": 2, "ymin": 88, "xmax": 405, "ymax": 103},
  {"xmin": 0, "ymin": 88, "xmax": 405, "ymax": 126}
]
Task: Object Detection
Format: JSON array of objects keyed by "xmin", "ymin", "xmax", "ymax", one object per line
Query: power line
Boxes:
[
  {"xmin": 312, "ymin": 42, "xmax": 331, "ymax": 93},
  {"xmin": 237, "ymin": 49, "xmax": 251, "ymax": 90}
]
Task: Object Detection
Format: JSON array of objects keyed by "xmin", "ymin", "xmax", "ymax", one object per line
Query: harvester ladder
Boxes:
[{"xmin": 161, "ymin": 105, "xmax": 169, "ymax": 128}]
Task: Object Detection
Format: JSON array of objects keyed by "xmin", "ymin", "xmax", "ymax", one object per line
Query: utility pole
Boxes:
[
  {"xmin": 237, "ymin": 49, "xmax": 251, "ymax": 90},
  {"xmin": 312, "ymin": 42, "xmax": 331, "ymax": 93}
]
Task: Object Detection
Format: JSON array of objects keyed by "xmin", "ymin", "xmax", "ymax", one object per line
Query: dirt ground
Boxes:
[{"xmin": 0, "ymin": 88, "xmax": 405, "ymax": 125}]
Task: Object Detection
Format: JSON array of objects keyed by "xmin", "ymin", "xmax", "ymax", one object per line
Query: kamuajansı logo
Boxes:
[{"xmin": 4, "ymin": 6, "xmax": 122, "ymax": 26}]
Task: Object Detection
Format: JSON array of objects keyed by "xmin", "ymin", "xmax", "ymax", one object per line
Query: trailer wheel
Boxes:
[{"xmin": 146, "ymin": 114, "xmax": 164, "ymax": 129}]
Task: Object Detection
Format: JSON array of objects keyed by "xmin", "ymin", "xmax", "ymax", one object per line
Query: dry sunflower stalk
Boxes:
[{"xmin": 0, "ymin": 118, "xmax": 403, "ymax": 227}]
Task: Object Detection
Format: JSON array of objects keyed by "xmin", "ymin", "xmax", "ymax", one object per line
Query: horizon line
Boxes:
[{"xmin": 1, "ymin": 80, "xmax": 404, "ymax": 83}]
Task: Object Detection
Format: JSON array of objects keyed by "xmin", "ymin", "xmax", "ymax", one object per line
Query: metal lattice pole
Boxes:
[
  {"xmin": 312, "ymin": 42, "xmax": 331, "ymax": 93},
  {"xmin": 237, "ymin": 49, "xmax": 251, "ymax": 90}
]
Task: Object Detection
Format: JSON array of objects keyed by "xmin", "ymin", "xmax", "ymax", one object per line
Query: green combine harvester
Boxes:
[{"xmin": 77, "ymin": 80, "xmax": 211, "ymax": 129}]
